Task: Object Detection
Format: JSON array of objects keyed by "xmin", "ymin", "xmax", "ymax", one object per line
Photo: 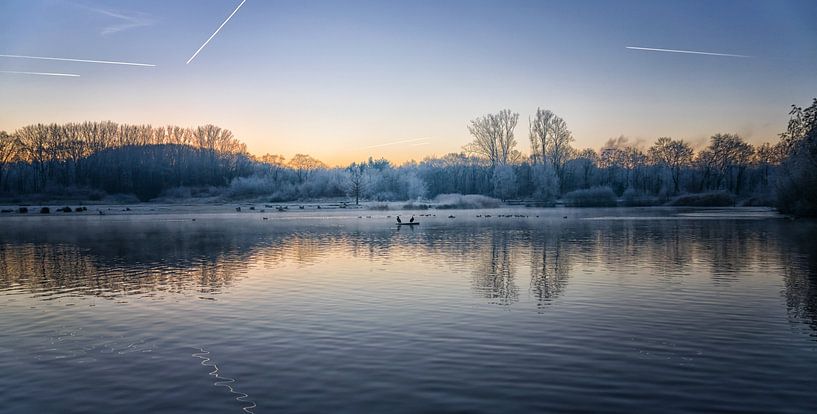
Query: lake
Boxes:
[{"xmin": 1, "ymin": 207, "xmax": 816, "ymax": 413}]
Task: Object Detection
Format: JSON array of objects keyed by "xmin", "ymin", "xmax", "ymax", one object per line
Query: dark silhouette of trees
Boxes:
[
  {"xmin": 0, "ymin": 131, "xmax": 17, "ymax": 191},
  {"xmin": 777, "ymin": 99, "xmax": 817, "ymax": 216},
  {"xmin": 1, "ymin": 122, "xmax": 251, "ymax": 200}
]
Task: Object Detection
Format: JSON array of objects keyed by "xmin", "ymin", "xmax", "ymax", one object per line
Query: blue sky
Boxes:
[{"xmin": 1, "ymin": 0, "xmax": 815, "ymax": 165}]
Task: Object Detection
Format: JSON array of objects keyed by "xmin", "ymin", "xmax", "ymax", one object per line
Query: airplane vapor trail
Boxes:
[
  {"xmin": 626, "ymin": 46, "xmax": 752, "ymax": 58},
  {"xmin": 0, "ymin": 54, "xmax": 155, "ymax": 67},
  {"xmin": 363, "ymin": 138, "xmax": 429, "ymax": 149},
  {"xmin": 186, "ymin": 0, "xmax": 247, "ymax": 64},
  {"xmin": 0, "ymin": 70, "xmax": 80, "ymax": 77}
]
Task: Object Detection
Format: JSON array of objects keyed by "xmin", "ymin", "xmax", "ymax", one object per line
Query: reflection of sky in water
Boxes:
[{"xmin": 0, "ymin": 208, "xmax": 816, "ymax": 413}]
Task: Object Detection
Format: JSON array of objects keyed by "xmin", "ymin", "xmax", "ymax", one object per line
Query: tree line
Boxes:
[
  {"xmin": 0, "ymin": 122, "xmax": 252, "ymax": 200},
  {"xmin": 0, "ymin": 99, "xmax": 815, "ymax": 215}
]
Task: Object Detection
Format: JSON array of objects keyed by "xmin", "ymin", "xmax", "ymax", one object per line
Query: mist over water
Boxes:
[{"xmin": 1, "ymin": 208, "xmax": 816, "ymax": 413}]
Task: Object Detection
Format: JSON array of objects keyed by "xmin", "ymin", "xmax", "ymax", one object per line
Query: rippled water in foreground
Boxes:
[{"xmin": 1, "ymin": 207, "xmax": 816, "ymax": 413}]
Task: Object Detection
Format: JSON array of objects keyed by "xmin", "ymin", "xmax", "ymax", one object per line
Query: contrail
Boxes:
[
  {"xmin": 186, "ymin": 0, "xmax": 247, "ymax": 64},
  {"xmin": 363, "ymin": 138, "xmax": 428, "ymax": 149},
  {"xmin": 0, "ymin": 70, "xmax": 80, "ymax": 77},
  {"xmin": 626, "ymin": 46, "xmax": 752, "ymax": 58},
  {"xmin": 0, "ymin": 54, "xmax": 155, "ymax": 67}
]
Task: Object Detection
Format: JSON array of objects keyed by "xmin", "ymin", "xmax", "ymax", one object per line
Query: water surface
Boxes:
[{"xmin": 1, "ymin": 207, "xmax": 816, "ymax": 413}]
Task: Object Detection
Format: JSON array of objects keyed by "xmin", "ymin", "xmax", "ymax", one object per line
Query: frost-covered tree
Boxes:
[
  {"xmin": 346, "ymin": 162, "xmax": 367, "ymax": 205},
  {"xmin": 528, "ymin": 108, "xmax": 575, "ymax": 194},
  {"xmin": 572, "ymin": 148, "xmax": 598, "ymax": 190},
  {"xmin": 698, "ymin": 134, "xmax": 754, "ymax": 194},
  {"xmin": 465, "ymin": 109, "xmax": 520, "ymax": 167},
  {"xmin": 648, "ymin": 137, "xmax": 693, "ymax": 194},
  {"xmin": 529, "ymin": 108, "xmax": 555, "ymax": 165},
  {"xmin": 531, "ymin": 163, "xmax": 559, "ymax": 202},
  {"xmin": 491, "ymin": 165, "xmax": 518, "ymax": 201}
]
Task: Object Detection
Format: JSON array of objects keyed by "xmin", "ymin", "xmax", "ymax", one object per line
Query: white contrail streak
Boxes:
[
  {"xmin": 0, "ymin": 54, "xmax": 155, "ymax": 67},
  {"xmin": 0, "ymin": 70, "xmax": 80, "ymax": 77},
  {"xmin": 363, "ymin": 138, "xmax": 428, "ymax": 149},
  {"xmin": 186, "ymin": 0, "xmax": 247, "ymax": 64},
  {"xmin": 626, "ymin": 46, "xmax": 752, "ymax": 58}
]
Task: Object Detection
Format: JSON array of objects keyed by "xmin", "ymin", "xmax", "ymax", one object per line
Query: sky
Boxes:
[{"xmin": 1, "ymin": 0, "xmax": 816, "ymax": 166}]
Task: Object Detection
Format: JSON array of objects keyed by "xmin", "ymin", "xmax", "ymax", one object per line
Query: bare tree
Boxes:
[
  {"xmin": 546, "ymin": 115, "xmax": 575, "ymax": 193},
  {"xmin": 465, "ymin": 109, "xmax": 520, "ymax": 167},
  {"xmin": 14, "ymin": 124, "xmax": 53, "ymax": 190},
  {"xmin": 753, "ymin": 142, "xmax": 784, "ymax": 188},
  {"xmin": 346, "ymin": 162, "xmax": 367, "ymax": 205},
  {"xmin": 528, "ymin": 108, "xmax": 575, "ymax": 194},
  {"xmin": 529, "ymin": 108, "xmax": 555, "ymax": 164},
  {"xmin": 289, "ymin": 154, "xmax": 326, "ymax": 183},
  {"xmin": 0, "ymin": 131, "xmax": 19, "ymax": 190},
  {"xmin": 648, "ymin": 137, "xmax": 693, "ymax": 194},
  {"xmin": 700, "ymin": 133, "xmax": 754, "ymax": 193},
  {"xmin": 574, "ymin": 148, "xmax": 598, "ymax": 189}
]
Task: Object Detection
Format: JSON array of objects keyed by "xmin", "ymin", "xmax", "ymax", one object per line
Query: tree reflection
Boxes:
[
  {"xmin": 1, "ymin": 215, "xmax": 816, "ymax": 330},
  {"xmin": 0, "ymin": 220, "xmax": 303, "ymax": 298},
  {"xmin": 0, "ymin": 242, "xmax": 252, "ymax": 299},
  {"xmin": 471, "ymin": 231, "xmax": 519, "ymax": 307},
  {"xmin": 529, "ymin": 229, "xmax": 572, "ymax": 310},
  {"xmin": 780, "ymin": 222, "xmax": 817, "ymax": 336}
]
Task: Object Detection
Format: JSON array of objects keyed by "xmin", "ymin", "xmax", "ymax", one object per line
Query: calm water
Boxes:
[{"xmin": 1, "ymin": 207, "xmax": 816, "ymax": 413}]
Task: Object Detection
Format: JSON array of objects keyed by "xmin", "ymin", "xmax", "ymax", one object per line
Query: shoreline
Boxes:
[{"xmin": 0, "ymin": 202, "xmax": 783, "ymax": 219}]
